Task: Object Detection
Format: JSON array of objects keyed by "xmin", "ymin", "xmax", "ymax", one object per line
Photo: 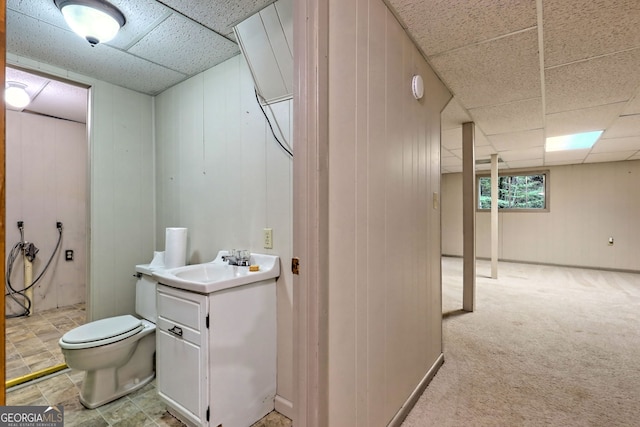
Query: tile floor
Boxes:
[
  {"xmin": 5, "ymin": 303, "xmax": 86, "ymax": 380},
  {"xmin": 7, "ymin": 372, "xmax": 291, "ymax": 426},
  {"xmin": 5, "ymin": 303, "xmax": 292, "ymax": 427}
]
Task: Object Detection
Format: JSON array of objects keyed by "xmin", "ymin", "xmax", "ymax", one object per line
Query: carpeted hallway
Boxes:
[{"xmin": 402, "ymin": 257, "xmax": 640, "ymax": 426}]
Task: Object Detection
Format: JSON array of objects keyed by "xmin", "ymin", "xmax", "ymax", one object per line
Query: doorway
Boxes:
[{"xmin": 4, "ymin": 65, "xmax": 89, "ymax": 383}]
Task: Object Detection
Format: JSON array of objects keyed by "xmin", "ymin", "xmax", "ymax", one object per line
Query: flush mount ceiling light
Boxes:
[
  {"xmin": 545, "ymin": 131, "xmax": 603, "ymax": 152},
  {"xmin": 5, "ymin": 82, "xmax": 31, "ymax": 109},
  {"xmin": 54, "ymin": 0, "xmax": 126, "ymax": 46}
]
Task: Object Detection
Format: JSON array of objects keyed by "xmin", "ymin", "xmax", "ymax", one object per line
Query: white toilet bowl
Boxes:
[{"xmin": 59, "ymin": 315, "xmax": 156, "ymax": 409}]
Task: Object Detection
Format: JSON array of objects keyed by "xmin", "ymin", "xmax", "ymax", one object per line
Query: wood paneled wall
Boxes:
[{"xmin": 326, "ymin": 0, "xmax": 450, "ymax": 425}]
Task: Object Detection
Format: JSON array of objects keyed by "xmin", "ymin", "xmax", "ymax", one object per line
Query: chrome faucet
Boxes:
[{"xmin": 222, "ymin": 250, "xmax": 251, "ymax": 266}]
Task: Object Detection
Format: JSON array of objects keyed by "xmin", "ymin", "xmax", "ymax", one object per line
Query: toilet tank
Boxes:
[{"xmin": 135, "ymin": 264, "xmax": 158, "ymax": 323}]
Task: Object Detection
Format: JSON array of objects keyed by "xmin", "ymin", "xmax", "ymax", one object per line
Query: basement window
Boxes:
[{"xmin": 477, "ymin": 171, "xmax": 549, "ymax": 212}]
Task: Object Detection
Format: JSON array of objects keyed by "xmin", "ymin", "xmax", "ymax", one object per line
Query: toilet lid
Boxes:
[{"xmin": 61, "ymin": 315, "xmax": 143, "ymax": 346}]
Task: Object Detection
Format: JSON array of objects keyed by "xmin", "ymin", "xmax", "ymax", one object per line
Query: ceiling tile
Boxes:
[
  {"xmin": 545, "ymin": 103, "xmax": 625, "ymax": 137},
  {"xmin": 388, "ymin": 0, "xmax": 537, "ymax": 56},
  {"xmin": 622, "ymin": 91, "xmax": 640, "ymax": 115},
  {"xmin": 442, "ymin": 127, "xmax": 462, "ymax": 150},
  {"xmin": 442, "ymin": 148, "xmax": 455, "ymax": 158},
  {"xmin": 470, "ymin": 98, "xmax": 543, "ymax": 135},
  {"xmin": 592, "ymin": 136, "xmax": 640, "ymax": 153},
  {"xmin": 161, "ymin": 0, "xmax": 275, "ymax": 36},
  {"xmin": 489, "ymin": 129, "xmax": 544, "ymax": 151},
  {"xmin": 499, "ymin": 147, "xmax": 544, "ymax": 162},
  {"xmin": 441, "ymin": 97, "xmax": 471, "ymax": 131},
  {"xmin": 7, "ymin": 9, "xmax": 187, "ymax": 95},
  {"xmin": 602, "ymin": 114, "xmax": 640, "ymax": 139},
  {"xmin": 430, "ymin": 29, "xmax": 541, "ymax": 109},
  {"xmin": 505, "ymin": 159, "xmax": 544, "ymax": 169},
  {"xmin": 475, "ymin": 145, "xmax": 498, "ymax": 158},
  {"xmin": 584, "ymin": 151, "xmax": 637, "ymax": 163},
  {"xmin": 128, "ymin": 14, "xmax": 239, "ymax": 76},
  {"xmin": 29, "ymin": 79, "xmax": 88, "ymax": 124},
  {"xmin": 106, "ymin": 0, "xmax": 173, "ymax": 49},
  {"xmin": 543, "ymin": 0, "xmax": 640, "ymax": 67},
  {"xmin": 544, "ymin": 148, "xmax": 590, "ymax": 162},
  {"xmin": 442, "ymin": 156, "xmax": 462, "ymax": 167},
  {"xmin": 545, "ymin": 49, "xmax": 640, "ymax": 113}
]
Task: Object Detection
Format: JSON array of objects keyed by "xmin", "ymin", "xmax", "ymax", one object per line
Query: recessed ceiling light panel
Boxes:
[{"xmin": 545, "ymin": 131, "xmax": 603, "ymax": 152}]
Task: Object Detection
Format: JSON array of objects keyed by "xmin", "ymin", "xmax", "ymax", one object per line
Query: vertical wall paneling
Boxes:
[
  {"xmin": 89, "ymin": 81, "xmax": 155, "ymax": 320},
  {"xmin": 442, "ymin": 160, "xmax": 640, "ymax": 271},
  {"xmin": 5, "ymin": 111, "xmax": 87, "ymax": 315},
  {"xmin": 154, "ymin": 54, "xmax": 294, "ymax": 416},
  {"xmin": 327, "ymin": 0, "xmax": 451, "ymax": 425},
  {"xmin": 4, "ymin": 56, "xmax": 155, "ymax": 340}
]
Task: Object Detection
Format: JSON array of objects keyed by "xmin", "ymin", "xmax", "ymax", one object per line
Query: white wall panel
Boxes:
[
  {"xmin": 327, "ymin": 0, "xmax": 451, "ymax": 425},
  {"xmin": 5, "ymin": 111, "xmax": 87, "ymax": 315},
  {"xmin": 442, "ymin": 160, "xmax": 640, "ymax": 271},
  {"xmin": 89, "ymin": 81, "xmax": 155, "ymax": 320},
  {"xmin": 154, "ymin": 54, "xmax": 294, "ymax": 415}
]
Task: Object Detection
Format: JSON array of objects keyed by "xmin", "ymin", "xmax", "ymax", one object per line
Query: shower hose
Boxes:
[{"xmin": 5, "ymin": 224, "xmax": 63, "ymax": 318}]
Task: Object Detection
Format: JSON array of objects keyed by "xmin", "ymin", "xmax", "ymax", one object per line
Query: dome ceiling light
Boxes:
[
  {"xmin": 54, "ymin": 0, "xmax": 126, "ymax": 46},
  {"xmin": 5, "ymin": 82, "xmax": 31, "ymax": 109}
]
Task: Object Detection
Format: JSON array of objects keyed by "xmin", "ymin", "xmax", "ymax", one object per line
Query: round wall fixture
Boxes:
[{"xmin": 412, "ymin": 75, "xmax": 424, "ymax": 100}]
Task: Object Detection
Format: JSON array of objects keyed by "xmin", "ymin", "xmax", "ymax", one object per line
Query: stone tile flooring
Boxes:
[
  {"xmin": 5, "ymin": 303, "xmax": 292, "ymax": 426},
  {"xmin": 5, "ymin": 303, "xmax": 86, "ymax": 380},
  {"xmin": 7, "ymin": 372, "xmax": 291, "ymax": 426}
]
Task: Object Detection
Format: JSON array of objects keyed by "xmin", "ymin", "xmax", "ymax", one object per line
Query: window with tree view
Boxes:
[{"xmin": 478, "ymin": 172, "xmax": 548, "ymax": 211}]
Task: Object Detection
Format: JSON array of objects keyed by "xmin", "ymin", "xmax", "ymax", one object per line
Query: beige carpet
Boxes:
[{"xmin": 402, "ymin": 257, "xmax": 640, "ymax": 427}]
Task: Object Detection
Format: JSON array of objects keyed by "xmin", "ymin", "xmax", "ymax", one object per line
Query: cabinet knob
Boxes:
[{"xmin": 168, "ymin": 325, "xmax": 183, "ymax": 337}]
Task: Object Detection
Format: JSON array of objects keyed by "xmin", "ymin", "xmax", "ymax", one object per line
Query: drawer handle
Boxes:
[{"xmin": 168, "ymin": 326, "xmax": 183, "ymax": 337}]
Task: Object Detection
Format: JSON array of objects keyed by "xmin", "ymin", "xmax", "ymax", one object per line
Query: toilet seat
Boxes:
[{"xmin": 60, "ymin": 315, "xmax": 143, "ymax": 350}]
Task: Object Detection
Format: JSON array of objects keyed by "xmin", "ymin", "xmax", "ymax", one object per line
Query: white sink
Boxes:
[{"xmin": 151, "ymin": 251, "xmax": 280, "ymax": 294}]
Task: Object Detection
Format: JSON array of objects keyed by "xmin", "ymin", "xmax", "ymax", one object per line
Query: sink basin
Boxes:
[{"xmin": 151, "ymin": 251, "xmax": 280, "ymax": 294}]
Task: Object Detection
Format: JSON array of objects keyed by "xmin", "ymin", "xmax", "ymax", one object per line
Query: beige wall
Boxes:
[
  {"xmin": 327, "ymin": 0, "xmax": 451, "ymax": 425},
  {"xmin": 442, "ymin": 160, "xmax": 640, "ymax": 271},
  {"xmin": 154, "ymin": 54, "xmax": 294, "ymax": 416},
  {"xmin": 5, "ymin": 110, "xmax": 87, "ymax": 315}
]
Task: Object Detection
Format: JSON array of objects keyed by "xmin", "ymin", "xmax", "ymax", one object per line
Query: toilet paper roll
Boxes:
[{"xmin": 164, "ymin": 228, "xmax": 188, "ymax": 269}]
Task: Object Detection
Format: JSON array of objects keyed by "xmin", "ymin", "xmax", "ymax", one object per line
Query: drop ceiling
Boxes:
[{"xmin": 6, "ymin": 0, "xmax": 640, "ymax": 171}]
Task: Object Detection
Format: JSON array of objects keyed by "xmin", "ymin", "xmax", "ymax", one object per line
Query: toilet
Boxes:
[{"xmin": 59, "ymin": 264, "xmax": 160, "ymax": 409}]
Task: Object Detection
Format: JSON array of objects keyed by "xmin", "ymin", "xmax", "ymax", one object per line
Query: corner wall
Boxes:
[
  {"xmin": 327, "ymin": 0, "xmax": 451, "ymax": 425},
  {"xmin": 442, "ymin": 160, "xmax": 640, "ymax": 271},
  {"xmin": 154, "ymin": 54, "xmax": 294, "ymax": 415}
]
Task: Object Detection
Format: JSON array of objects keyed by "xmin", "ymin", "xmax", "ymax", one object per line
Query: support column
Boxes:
[
  {"xmin": 462, "ymin": 122, "xmax": 475, "ymax": 312},
  {"xmin": 491, "ymin": 153, "xmax": 498, "ymax": 279}
]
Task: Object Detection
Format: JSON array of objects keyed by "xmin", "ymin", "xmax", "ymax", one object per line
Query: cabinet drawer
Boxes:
[
  {"xmin": 157, "ymin": 284, "xmax": 207, "ymax": 331},
  {"xmin": 157, "ymin": 316, "xmax": 203, "ymax": 347}
]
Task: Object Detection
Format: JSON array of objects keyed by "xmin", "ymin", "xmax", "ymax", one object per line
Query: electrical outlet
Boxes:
[
  {"xmin": 263, "ymin": 228, "xmax": 273, "ymax": 249},
  {"xmin": 608, "ymin": 237, "xmax": 614, "ymax": 246},
  {"xmin": 65, "ymin": 250, "xmax": 74, "ymax": 261}
]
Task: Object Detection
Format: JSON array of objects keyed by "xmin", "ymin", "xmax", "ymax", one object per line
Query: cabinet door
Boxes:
[
  {"xmin": 156, "ymin": 285, "xmax": 209, "ymax": 426},
  {"xmin": 157, "ymin": 327, "xmax": 207, "ymax": 424}
]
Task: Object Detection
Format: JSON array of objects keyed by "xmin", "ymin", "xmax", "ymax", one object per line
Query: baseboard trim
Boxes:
[
  {"xmin": 442, "ymin": 254, "xmax": 640, "ymax": 274},
  {"xmin": 275, "ymin": 394, "xmax": 294, "ymax": 420},
  {"xmin": 387, "ymin": 353, "xmax": 445, "ymax": 427}
]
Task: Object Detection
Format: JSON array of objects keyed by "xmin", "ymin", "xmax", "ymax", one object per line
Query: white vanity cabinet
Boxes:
[
  {"xmin": 156, "ymin": 279, "xmax": 277, "ymax": 427},
  {"xmin": 156, "ymin": 284, "xmax": 209, "ymax": 426}
]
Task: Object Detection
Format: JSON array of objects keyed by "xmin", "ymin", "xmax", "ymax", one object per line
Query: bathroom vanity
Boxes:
[{"xmin": 153, "ymin": 252, "xmax": 279, "ymax": 427}]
